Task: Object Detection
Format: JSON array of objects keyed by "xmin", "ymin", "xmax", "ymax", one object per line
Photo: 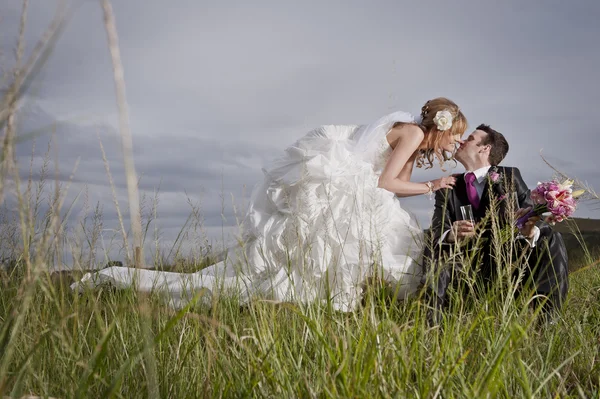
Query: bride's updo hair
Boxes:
[{"xmin": 416, "ymin": 97, "xmax": 467, "ymax": 169}]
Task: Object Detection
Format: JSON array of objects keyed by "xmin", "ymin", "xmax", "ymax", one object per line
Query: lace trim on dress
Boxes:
[{"xmin": 372, "ymin": 132, "xmax": 393, "ymax": 172}]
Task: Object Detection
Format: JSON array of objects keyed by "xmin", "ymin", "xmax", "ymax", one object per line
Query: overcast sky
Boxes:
[{"xmin": 2, "ymin": 0, "xmax": 599, "ymax": 266}]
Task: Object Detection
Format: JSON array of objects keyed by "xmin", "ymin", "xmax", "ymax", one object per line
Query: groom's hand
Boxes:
[
  {"xmin": 516, "ymin": 207, "xmax": 541, "ymax": 239},
  {"xmin": 446, "ymin": 220, "xmax": 475, "ymax": 243}
]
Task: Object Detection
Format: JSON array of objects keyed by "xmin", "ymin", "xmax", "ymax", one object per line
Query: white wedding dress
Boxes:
[{"xmin": 72, "ymin": 111, "xmax": 425, "ymax": 311}]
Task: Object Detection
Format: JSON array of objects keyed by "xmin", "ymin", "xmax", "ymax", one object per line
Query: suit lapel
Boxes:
[
  {"xmin": 477, "ymin": 166, "xmax": 507, "ymax": 215},
  {"xmin": 478, "ymin": 174, "xmax": 491, "ymax": 212}
]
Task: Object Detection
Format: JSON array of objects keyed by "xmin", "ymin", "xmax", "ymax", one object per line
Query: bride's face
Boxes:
[{"xmin": 441, "ymin": 133, "xmax": 464, "ymax": 153}]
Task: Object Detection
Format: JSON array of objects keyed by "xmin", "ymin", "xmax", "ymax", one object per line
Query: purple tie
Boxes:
[{"xmin": 464, "ymin": 172, "xmax": 480, "ymax": 209}]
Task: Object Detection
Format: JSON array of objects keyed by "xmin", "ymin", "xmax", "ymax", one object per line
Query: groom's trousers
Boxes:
[{"xmin": 422, "ymin": 230, "xmax": 569, "ymax": 315}]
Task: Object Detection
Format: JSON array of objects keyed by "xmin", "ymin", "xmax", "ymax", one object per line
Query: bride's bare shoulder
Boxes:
[{"xmin": 387, "ymin": 122, "xmax": 424, "ymax": 146}]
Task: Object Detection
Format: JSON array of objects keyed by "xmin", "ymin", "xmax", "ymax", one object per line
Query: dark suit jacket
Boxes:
[
  {"xmin": 423, "ymin": 166, "xmax": 552, "ymax": 279},
  {"xmin": 423, "ymin": 165, "xmax": 570, "ymax": 312},
  {"xmin": 425, "ymin": 166, "xmax": 554, "ymax": 271}
]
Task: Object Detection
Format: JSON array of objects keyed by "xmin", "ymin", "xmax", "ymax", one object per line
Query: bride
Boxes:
[{"xmin": 72, "ymin": 97, "xmax": 467, "ymax": 311}]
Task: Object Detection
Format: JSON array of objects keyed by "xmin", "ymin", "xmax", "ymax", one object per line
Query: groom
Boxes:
[{"xmin": 422, "ymin": 124, "xmax": 569, "ymax": 322}]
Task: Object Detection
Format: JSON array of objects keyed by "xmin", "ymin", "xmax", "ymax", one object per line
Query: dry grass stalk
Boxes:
[
  {"xmin": 0, "ymin": 0, "xmax": 28, "ymax": 207},
  {"xmin": 540, "ymin": 151, "xmax": 599, "ymax": 205},
  {"xmin": 0, "ymin": 1, "xmax": 69, "ymax": 127},
  {"xmin": 100, "ymin": 0, "xmax": 143, "ymax": 266},
  {"xmin": 0, "ymin": 1, "xmax": 70, "ymax": 210},
  {"xmin": 100, "ymin": 2, "xmax": 158, "ymax": 397}
]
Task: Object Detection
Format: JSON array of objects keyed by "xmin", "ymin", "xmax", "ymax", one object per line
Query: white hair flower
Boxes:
[{"xmin": 433, "ymin": 110, "xmax": 453, "ymax": 131}]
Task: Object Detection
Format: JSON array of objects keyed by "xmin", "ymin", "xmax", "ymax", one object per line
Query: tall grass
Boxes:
[{"xmin": 0, "ymin": 249, "xmax": 599, "ymax": 397}]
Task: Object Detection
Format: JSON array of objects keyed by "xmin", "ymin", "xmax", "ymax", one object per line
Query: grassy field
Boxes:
[
  {"xmin": 554, "ymin": 218, "xmax": 600, "ymax": 271},
  {"xmin": 0, "ymin": 249, "xmax": 599, "ymax": 398}
]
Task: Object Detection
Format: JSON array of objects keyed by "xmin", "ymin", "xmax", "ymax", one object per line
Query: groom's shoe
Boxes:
[
  {"xmin": 531, "ymin": 296, "xmax": 562, "ymax": 328},
  {"xmin": 536, "ymin": 308, "xmax": 561, "ymax": 329}
]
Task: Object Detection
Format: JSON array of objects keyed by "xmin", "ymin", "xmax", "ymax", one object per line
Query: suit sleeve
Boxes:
[
  {"xmin": 430, "ymin": 188, "xmax": 455, "ymax": 244},
  {"xmin": 422, "ymin": 188, "xmax": 455, "ymax": 273},
  {"xmin": 510, "ymin": 167, "xmax": 532, "ymax": 209},
  {"xmin": 510, "ymin": 167, "xmax": 553, "ymax": 238}
]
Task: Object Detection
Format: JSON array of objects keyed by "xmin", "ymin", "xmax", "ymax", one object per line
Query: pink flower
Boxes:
[
  {"xmin": 530, "ymin": 191, "xmax": 544, "ymax": 204},
  {"xmin": 519, "ymin": 179, "xmax": 581, "ymax": 227},
  {"xmin": 556, "ymin": 206, "xmax": 568, "ymax": 216},
  {"xmin": 489, "ymin": 172, "xmax": 500, "ymax": 182},
  {"xmin": 545, "ymin": 190, "xmax": 558, "ymax": 200}
]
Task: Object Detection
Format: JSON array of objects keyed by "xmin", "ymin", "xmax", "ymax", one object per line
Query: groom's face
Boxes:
[{"xmin": 455, "ymin": 129, "xmax": 488, "ymax": 163}]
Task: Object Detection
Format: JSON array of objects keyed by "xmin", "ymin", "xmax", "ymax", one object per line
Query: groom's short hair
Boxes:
[{"xmin": 476, "ymin": 124, "xmax": 509, "ymax": 165}]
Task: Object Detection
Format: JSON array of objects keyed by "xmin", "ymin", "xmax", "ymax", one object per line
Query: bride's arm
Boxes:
[
  {"xmin": 378, "ymin": 125, "xmax": 449, "ymax": 197},
  {"xmin": 393, "ymin": 155, "xmax": 417, "ymax": 197}
]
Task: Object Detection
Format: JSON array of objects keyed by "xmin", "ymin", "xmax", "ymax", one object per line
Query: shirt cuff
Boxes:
[
  {"xmin": 516, "ymin": 226, "xmax": 540, "ymax": 248},
  {"xmin": 439, "ymin": 229, "xmax": 452, "ymax": 245}
]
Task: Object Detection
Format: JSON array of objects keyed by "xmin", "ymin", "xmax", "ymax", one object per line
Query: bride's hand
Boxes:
[{"xmin": 433, "ymin": 176, "xmax": 456, "ymax": 191}]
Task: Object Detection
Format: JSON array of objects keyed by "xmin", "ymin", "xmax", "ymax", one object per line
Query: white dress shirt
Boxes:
[{"xmin": 439, "ymin": 165, "xmax": 540, "ymax": 247}]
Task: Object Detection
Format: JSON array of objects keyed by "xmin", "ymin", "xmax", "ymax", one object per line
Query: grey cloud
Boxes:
[{"xmin": 10, "ymin": 103, "xmax": 267, "ymax": 251}]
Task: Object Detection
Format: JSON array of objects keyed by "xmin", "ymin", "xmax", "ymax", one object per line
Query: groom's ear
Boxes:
[{"xmin": 480, "ymin": 144, "xmax": 492, "ymax": 153}]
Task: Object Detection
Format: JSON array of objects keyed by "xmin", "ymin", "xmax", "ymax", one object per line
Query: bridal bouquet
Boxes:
[{"xmin": 515, "ymin": 179, "xmax": 584, "ymax": 228}]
